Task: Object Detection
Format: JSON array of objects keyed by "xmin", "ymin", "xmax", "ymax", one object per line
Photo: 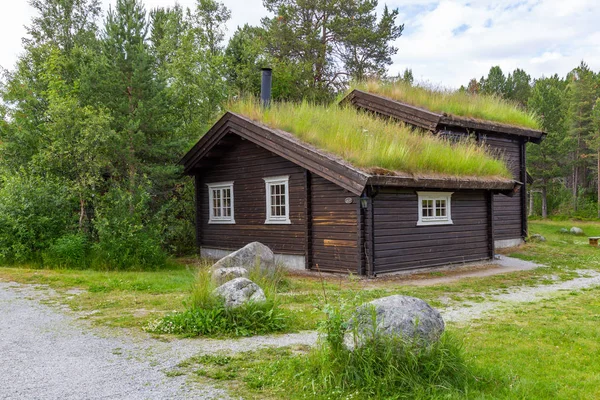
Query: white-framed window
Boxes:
[
  {"xmin": 417, "ymin": 192, "xmax": 453, "ymax": 226},
  {"xmin": 264, "ymin": 176, "xmax": 291, "ymax": 224},
  {"xmin": 207, "ymin": 181, "xmax": 235, "ymax": 224}
]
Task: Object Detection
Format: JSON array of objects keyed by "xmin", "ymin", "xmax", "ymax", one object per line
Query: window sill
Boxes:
[
  {"xmin": 264, "ymin": 219, "xmax": 291, "ymax": 225},
  {"xmin": 416, "ymin": 219, "xmax": 453, "ymax": 226},
  {"xmin": 208, "ymin": 220, "xmax": 236, "ymax": 225}
]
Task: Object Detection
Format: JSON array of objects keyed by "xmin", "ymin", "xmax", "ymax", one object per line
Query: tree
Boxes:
[
  {"xmin": 36, "ymin": 48, "xmax": 114, "ymax": 229},
  {"xmin": 505, "ymin": 68, "xmax": 531, "ymax": 107},
  {"xmin": 261, "ymin": 0, "xmax": 403, "ymax": 99},
  {"xmin": 527, "ymin": 75, "xmax": 568, "ymax": 217},
  {"xmin": 480, "ymin": 66, "xmax": 506, "ymax": 97},
  {"xmin": 566, "ymin": 62, "xmax": 598, "ymax": 209}
]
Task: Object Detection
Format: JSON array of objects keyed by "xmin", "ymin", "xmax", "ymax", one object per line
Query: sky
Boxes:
[{"xmin": 1, "ymin": 0, "xmax": 599, "ymax": 88}]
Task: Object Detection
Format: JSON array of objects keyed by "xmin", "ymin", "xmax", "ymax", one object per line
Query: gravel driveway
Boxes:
[{"xmin": 0, "ymin": 282, "xmax": 229, "ymax": 400}]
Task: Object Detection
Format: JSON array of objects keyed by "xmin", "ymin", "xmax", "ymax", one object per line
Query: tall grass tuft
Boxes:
[
  {"xmin": 246, "ymin": 305, "xmax": 478, "ymax": 399},
  {"xmin": 352, "ymin": 79, "xmax": 541, "ymax": 130},
  {"xmin": 229, "ymin": 98, "xmax": 512, "ymax": 179},
  {"xmin": 147, "ymin": 260, "xmax": 290, "ymax": 337}
]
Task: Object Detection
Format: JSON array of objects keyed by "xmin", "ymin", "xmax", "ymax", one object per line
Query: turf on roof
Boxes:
[
  {"xmin": 351, "ymin": 80, "xmax": 541, "ymax": 130},
  {"xmin": 229, "ymin": 98, "xmax": 512, "ymax": 179}
]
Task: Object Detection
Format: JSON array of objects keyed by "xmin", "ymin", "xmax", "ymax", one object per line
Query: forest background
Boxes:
[{"xmin": 1, "ymin": 0, "xmax": 598, "ymax": 269}]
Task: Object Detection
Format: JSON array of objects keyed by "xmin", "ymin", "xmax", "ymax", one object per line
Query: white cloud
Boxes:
[
  {"xmin": 388, "ymin": 0, "xmax": 600, "ymax": 87},
  {"xmin": 2, "ymin": 0, "xmax": 599, "ymax": 89}
]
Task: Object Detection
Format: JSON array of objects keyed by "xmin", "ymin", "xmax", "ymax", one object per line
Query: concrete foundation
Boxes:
[
  {"xmin": 494, "ymin": 238, "xmax": 524, "ymax": 249},
  {"xmin": 200, "ymin": 247, "xmax": 306, "ymax": 270}
]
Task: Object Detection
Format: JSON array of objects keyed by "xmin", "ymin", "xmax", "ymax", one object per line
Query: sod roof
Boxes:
[
  {"xmin": 350, "ymin": 80, "xmax": 542, "ymax": 131},
  {"xmin": 228, "ymin": 98, "xmax": 512, "ymax": 179}
]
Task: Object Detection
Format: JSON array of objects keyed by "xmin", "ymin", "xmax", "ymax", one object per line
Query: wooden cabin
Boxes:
[
  {"xmin": 341, "ymin": 90, "xmax": 545, "ymax": 248},
  {"xmin": 181, "ymin": 112, "xmax": 522, "ymax": 275}
]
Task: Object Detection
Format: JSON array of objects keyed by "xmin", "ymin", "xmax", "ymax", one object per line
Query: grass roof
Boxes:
[
  {"xmin": 351, "ymin": 80, "xmax": 541, "ymax": 130},
  {"xmin": 229, "ymin": 98, "xmax": 512, "ymax": 179}
]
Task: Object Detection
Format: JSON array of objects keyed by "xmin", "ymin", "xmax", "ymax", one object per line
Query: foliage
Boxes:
[
  {"xmin": 92, "ymin": 183, "xmax": 166, "ymax": 270},
  {"xmin": 230, "ymin": 97, "xmax": 511, "ymax": 178},
  {"xmin": 148, "ymin": 263, "xmax": 289, "ymax": 337},
  {"xmin": 43, "ymin": 233, "xmax": 90, "ymax": 269},
  {"xmin": 353, "ymin": 79, "xmax": 541, "ymax": 129},
  {"xmin": 148, "ymin": 299, "xmax": 287, "ymax": 337},
  {"xmin": 188, "ymin": 305, "xmax": 480, "ymax": 399},
  {"xmin": 155, "ymin": 178, "xmax": 196, "ymax": 256},
  {"xmin": 0, "ymin": 173, "xmax": 76, "ymax": 264}
]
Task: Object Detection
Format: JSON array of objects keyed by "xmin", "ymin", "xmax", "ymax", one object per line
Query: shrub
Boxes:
[
  {"xmin": 43, "ymin": 233, "xmax": 90, "ymax": 269},
  {"xmin": 155, "ymin": 177, "xmax": 196, "ymax": 256},
  {"xmin": 92, "ymin": 183, "xmax": 167, "ymax": 270},
  {"xmin": 0, "ymin": 173, "xmax": 76, "ymax": 263}
]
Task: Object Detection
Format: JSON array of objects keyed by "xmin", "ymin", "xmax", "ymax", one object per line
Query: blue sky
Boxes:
[{"xmin": 2, "ymin": 0, "xmax": 599, "ymax": 88}]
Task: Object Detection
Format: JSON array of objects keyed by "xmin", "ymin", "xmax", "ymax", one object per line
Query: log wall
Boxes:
[{"xmin": 371, "ymin": 190, "xmax": 491, "ymax": 274}]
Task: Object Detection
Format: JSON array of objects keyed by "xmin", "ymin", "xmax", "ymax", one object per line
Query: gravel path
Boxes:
[
  {"xmin": 443, "ymin": 269, "xmax": 600, "ymax": 322},
  {"xmin": 0, "ymin": 282, "xmax": 230, "ymax": 400}
]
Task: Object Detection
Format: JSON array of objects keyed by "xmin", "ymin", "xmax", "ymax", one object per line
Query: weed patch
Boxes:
[{"xmin": 148, "ymin": 263, "xmax": 292, "ymax": 337}]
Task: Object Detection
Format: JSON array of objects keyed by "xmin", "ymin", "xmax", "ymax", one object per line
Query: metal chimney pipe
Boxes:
[{"xmin": 260, "ymin": 68, "xmax": 272, "ymax": 108}]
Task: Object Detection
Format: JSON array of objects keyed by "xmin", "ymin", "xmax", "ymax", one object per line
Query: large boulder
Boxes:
[
  {"xmin": 211, "ymin": 242, "xmax": 275, "ymax": 274},
  {"xmin": 570, "ymin": 227, "xmax": 584, "ymax": 235},
  {"xmin": 211, "ymin": 267, "xmax": 249, "ymax": 286},
  {"xmin": 349, "ymin": 295, "xmax": 444, "ymax": 346},
  {"xmin": 213, "ymin": 277, "xmax": 266, "ymax": 308}
]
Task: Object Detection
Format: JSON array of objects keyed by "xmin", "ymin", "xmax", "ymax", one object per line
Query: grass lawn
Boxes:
[
  {"xmin": 177, "ymin": 286, "xmax": 600, "ymax": 399},
  {"xmin": 0, "ymin": 220, "xmax": 598, "ymax": 331}
]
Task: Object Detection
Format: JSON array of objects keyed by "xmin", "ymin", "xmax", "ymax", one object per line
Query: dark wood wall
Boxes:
[
  {"xmin": 197, "ymin": 135, "xmax": 307, "ymax": 255},
  {"xmin": 370, "ymin": 190, "xmax": 491, "ymax": 274},
  {"xmin": 484, "ymin": 134, "xmax": 525, "ymax": 241},
  {"xmin": 310, "ymin": 175, "xmax": 360, "ymax": 273}
]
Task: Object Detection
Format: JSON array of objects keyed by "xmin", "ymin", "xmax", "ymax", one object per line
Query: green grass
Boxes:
[
  {"xmin": 229, "ymin": 98, "xmax": 511, "ymax": 179},
  {"xmin": 180, "ymin": 286, "xmax": 600, "ymax": 399},
  {"xmin": 351, "ymin": 80, "xmax": 541, "ymax": 130},
  {"xmin": 147, "ymin": 265, "xmax": 291, "ymax": 337}
]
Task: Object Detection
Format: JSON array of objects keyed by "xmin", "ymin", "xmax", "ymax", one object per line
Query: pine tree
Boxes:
[{"xmin": 527, "ymin": 75, "xmax": 568, "ymax": 217}]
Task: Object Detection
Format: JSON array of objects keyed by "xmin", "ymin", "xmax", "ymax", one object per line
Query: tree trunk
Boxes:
[
  {"xmin": 542, "ymin": 183, "xmax": 548, "ymax": 219},
  {"xmin": 78, "ymin": 194, "xmax": 86, "ymax": 231},
  {"xmin": 528, "ymin": 189, "xmax": 534, "ymax": 217},
  {"xmin": 573, "ymin": 164, "xmax": 578, "ymax": 211},
  {"xmin": 597, "ymin": 149, "xmax": 600, "ymax": 219}
]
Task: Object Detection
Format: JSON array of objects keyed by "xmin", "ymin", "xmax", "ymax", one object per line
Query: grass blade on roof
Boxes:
[
  {"xmin": 228, "ymin": 98, "xmax": 512, "ymax": 180},
  {"xmin": 350, "ymin": 80, "xmax": 541, "ymax": 130}
]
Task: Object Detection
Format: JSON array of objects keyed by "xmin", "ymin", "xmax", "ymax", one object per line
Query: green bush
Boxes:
[
  {"xmin": 0, "ymin": 173, "xmax": 76, "ymax": 263},
  {"xmin": 155, "ymin": 177, "xmax": 197, "ymax": 256},
  {"xmin": 92, "ymin": 183, "xmax": 167, "ymax": 270},
  {"xmin": 43, "ymin": 233, "xmax": 90, "ymax": 269}
]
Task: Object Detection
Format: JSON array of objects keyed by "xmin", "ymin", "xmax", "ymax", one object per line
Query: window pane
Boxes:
[
  {"xmin": 213, "ymin": 189, "xmax": 221, "ymax": 217},
  {"xmin": 436, "ymin": 199, "xmax": 446, "ymax": 217}
]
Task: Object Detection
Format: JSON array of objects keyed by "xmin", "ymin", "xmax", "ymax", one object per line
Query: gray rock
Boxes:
[
  {"xmin": 570, "ymin": 227, "xmax": 584, "ymax": 235},
  {"xmin": 349, "ymin": 295, "xmax": 444, "ymax": 346},
  {"xmin": 559, "ymin": 228, "xmax": 569, "ymax": 234},
  {"xmin": 211, "ymin": 267, "xmax": 249, "ymax": 286},
  {"xmin": 213, "ymin": 278, "xmax": 266, "ymax": 308},
  {"xmin": 530, "ymin": 234, "xmax": 546, "ymax": 242},
  {"xmin": 211, "ymin": 242, "xmax": 275, "ymax": 274}
]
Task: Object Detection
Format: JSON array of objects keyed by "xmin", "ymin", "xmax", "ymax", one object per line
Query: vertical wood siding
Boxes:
[
  {"xmin": 372, "ymin": 190, "xmax": 490, "ymax": 274},
  {"xmin": 197, "ymin": 135, "xmax": 306, "ymax": 255},
  {"xmin": 484, "ymin": 134, "xmax": 524, "ymax": 240},
  {"xmin": 310, "ymin": 175, "xmax": 360, "ymax": 273}
]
